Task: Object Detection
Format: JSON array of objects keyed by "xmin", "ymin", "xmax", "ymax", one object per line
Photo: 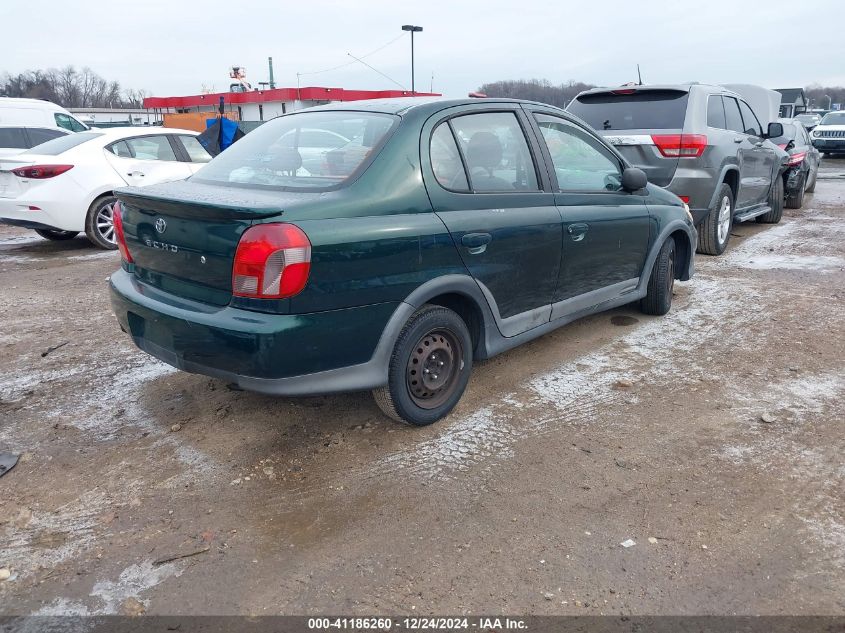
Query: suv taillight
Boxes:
[
  {"xmin": 232, "ymin": 223, "xmax": 311, "ymax": 299},
  {"xmin": 651, "ymin": 134, "xmax": 707, "ymax": 158},
  {"xmin": 113, "ymin": 202, "xmax": 133, "ymax": 264},
  {"xmin": 11, "ymin": 164, "xmax": 73, "ymax": 179}
]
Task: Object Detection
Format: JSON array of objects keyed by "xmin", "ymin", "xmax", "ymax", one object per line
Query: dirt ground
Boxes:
[{"xmin": 1, "ymin": 159, "xmax": 843, "ymax": 617}]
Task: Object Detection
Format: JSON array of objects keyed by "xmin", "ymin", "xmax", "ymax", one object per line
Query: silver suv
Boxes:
[{"xmin": 568, "ymin": 84, "xmax": 786, "ymax": 255}]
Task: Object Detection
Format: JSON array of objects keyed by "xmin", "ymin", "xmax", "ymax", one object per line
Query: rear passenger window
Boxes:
[
  {"xmin": 430, "ymin": 123, "xmax": 469, "ymax": 191},
  {"xmin": 449, "ymin": 112, "xmax": 538, "ymax": 192},
  {"xmin": 535, "ymin": 114, "xmax": 623, "ymax": 192},
  {"xmin": 724, "ymin": 97, "xmax": 745, "ymax": 134},
  {"xmin": 0, "ymin": 127, "xmax": 28, "ymax": 149},
  {"xmin": 125, "ymin": 136, "xmax": 177, "ymax": 161},
  {"xmin": 179, "ymin": 135, "xmax": 213, "ymax": 163},
  {"xmin": 738, "ymin": 101, "xmax": 762, "ymax": 137},
  {"xmin": 109, "ymin": 140, "xmax": 133, "ymax": 158},
  {"xmin": 707, "ymin": 96, "xmax": 726, "ymax": 129}
]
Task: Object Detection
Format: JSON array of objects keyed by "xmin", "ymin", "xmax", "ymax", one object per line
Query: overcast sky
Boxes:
[{"xmin": 3, "ymin": 0, "xmax": 844, "ymax": 98}]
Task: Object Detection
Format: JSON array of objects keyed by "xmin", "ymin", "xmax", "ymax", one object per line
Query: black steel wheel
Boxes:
[{"xmin": 373, "ymin": 305, "xmax": 472, "ymax": 426}]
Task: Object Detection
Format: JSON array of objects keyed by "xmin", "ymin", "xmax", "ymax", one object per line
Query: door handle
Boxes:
[
  {"xmin": 567, "ymin": 223, "xmax": 589, "ymax": 242},
  {"xmin": 127, "ymin": 171, "xmax": 145, "ymax": 177},
  {"xmin": 461, "ymin": 232, "xmax": 492, "ymax": 254},
  {"xmin": 733, "ymin": 137, "xmax": 744, "ymax": 143}
]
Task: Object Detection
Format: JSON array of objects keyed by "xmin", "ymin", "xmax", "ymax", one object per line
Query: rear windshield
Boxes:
[
  {"xmin": 567, "ymin": 90, "xmax": 689, "ymax": 131},
  {"xmin": 28, "ymin": 132, "xmax": 103, "ymax": 155},
  {"xmin": 192, "ymin": 111, "xmax": 398, "ymax": 191},
  {"xmin": 0, "ymin": 127, "xmax": 27, "ymax": 149},
  {"xmin": 820, "ymin": 112, "xmax": 845, "ymax": 126},
  {"xmin": 770, "ymin": 122, "xmax": 798, "ymax": 145}
]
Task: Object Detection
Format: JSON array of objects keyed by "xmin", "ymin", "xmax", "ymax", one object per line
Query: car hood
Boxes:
[{"xmin": 815, "ymin": 125, "xmax": 845, "ymax": 131}]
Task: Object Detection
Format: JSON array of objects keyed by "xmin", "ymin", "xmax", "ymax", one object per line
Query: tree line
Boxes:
[
  {"xmin": 0, "ymin": 66, "xmax": 149, "ymax": 108},
  {"xmin": 478, "ymin": 79, "xmax": 845, "ymax": 110},
  {"xmin": 476, "ymin": 79, "xmax": 596, "ymax": 108}
]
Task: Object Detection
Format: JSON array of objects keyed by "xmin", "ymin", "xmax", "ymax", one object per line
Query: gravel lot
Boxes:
[{"xmin": 1, "ymin": 159, "xmax": 843, "ymax": 616}]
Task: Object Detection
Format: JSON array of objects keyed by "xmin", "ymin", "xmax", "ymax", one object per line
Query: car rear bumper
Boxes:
[
  {"xmin": 783, "ymin": 166, "xmax": 807, "ymax": 195},
  {"xmin": 0, "ymin": 199, "xmax": 81, "ymax": 232},
  {"xmin": 109, "ymin": 268, "xmax": 408, "ymax": 395},
  {"xmin": 665, "ymin": 166, "xmax": 719, "ymax": 225}
]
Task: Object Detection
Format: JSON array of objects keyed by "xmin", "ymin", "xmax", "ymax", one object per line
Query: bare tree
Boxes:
[
  {"xmin": 1, "ymin": 66, "xmax": 147, "ymax": 108},
  {"xmin": 477, "ymin": 78, "xmax": 597, "ymax": 108}
]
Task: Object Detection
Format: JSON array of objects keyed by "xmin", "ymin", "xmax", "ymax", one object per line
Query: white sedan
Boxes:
[{"xmin": 0, "ymin": 127, "xmax": 211, "ymax": 249}]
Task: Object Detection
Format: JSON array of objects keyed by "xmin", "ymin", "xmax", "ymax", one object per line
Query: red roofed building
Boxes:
[{"xmin": 144, "ymin": 86, "xmax": 441, "ymax": 123}]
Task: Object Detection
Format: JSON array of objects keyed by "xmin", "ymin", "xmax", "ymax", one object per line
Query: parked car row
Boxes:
[
  {"xmin": 0, "ymin": 91, "xmax": 823, "ymax": 427},
  {"xmin": 566, "ymin": 83, "xmax": 788, "ymax": 255}
]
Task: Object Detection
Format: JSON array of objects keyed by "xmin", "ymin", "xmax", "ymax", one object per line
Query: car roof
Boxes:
[
  {"xmin": 88, "ymin": 127, "xmax": 198, "ymax": 138},
  {"xmin": 0, "ymin": 123, "xmax": 69, "ymax": 130},
  {"xmin": 0, "ymin": 97, "xmax": 68, "ymax": 109},
  {"xmin": 300, "ymin": 96, "xmax": 563, "ymax": 116}
]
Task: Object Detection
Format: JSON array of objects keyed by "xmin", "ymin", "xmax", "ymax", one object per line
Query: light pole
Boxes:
[
  {"xmin": 825, "ymin": 94, "xmax": 832, "ymax": 109},
  {"xmin": 402, "ymin": 24, "xmax": 423, "ymax": 93}
]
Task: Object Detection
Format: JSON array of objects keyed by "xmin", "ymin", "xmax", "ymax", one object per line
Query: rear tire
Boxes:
[
  {"xmin": 35, "ymin": 229, "xmax": 78, "ymax": 241},
  {"xmin": 757, "ymin": 176, "xmax": 784, "ymax": 223},
  {"xmin": 640, "ymin": 237, "xmax": 675, "ymax": 316},
  {"xmin": 785, "ymin": 172, "xmax": 805, "ymax": 209},
  {"xmin": 84, "ymin": 195, "xmax": 119, "ymax": 250},
  {"xmin": 697, "ymin": 183, "xmax": 733, "ymax": 256},
  {"xmin": 372, "ymin": 305, "xmax": 472, "ymax": 426}
]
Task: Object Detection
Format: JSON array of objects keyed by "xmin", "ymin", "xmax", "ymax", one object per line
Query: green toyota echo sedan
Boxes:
[{"xmin": 109, "ymin": 98, "xmax": 696, "ymax": 426}]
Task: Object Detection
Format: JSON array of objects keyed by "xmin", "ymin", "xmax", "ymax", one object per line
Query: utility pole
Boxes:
[{"xmin": 401, "ymin": 25, "xmax": 423, "ymax": 94}]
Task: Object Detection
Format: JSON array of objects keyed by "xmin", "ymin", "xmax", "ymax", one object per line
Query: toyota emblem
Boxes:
[{"xmin": 154, "ymin": 218, "xmax": 167, "ymax": 234}]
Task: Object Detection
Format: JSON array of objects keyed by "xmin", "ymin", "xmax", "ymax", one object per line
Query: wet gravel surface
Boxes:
[{"xmin": 1, "ymin": 159, "xmax": 843, "ymax": 616}]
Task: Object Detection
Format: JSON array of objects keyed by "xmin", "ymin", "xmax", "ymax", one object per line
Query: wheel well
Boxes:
[
  {"xmin": 670, "ymin": 230, "xmax": 690, "ymax": 280},
  {"xmin": 722, "ymin": 170, "xmax": 739, "ymax": 201},
  {"xmin": 425, "ymin": 292, "xmax": 483, "ymax": 353}
]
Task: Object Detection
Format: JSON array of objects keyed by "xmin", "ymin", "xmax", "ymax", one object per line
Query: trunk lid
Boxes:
[
  {"xmin": 567, "ymin": 88, "xmax": 690, "ymax": 187},
  {"xmin": 0, "ymin": 153, "xmax": 66, "ymax": 199},
  {"xmin": 117, "ymin": 181, "xmax": 302, "ymax": 306}
]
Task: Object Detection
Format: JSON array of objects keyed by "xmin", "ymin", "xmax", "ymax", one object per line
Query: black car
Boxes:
[{"xmin": 771, "ymin": 119, "xmax": 820, "ymax": 209}]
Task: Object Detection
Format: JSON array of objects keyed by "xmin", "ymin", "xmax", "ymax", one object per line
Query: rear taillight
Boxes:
[
  {"xmin": 777, "ymin": 143, "xmax": 788, "ymax": 150},
  {"xmin": 678, "ymin": 195, "xmax": 690, "ymax": 204},
  {"xmin": 113, "ymin": 202, "xmax": 133, "ymax": 264},
  {"xmin": 651, "ymin": 134, "xmax": 707, "ymax": 158},
  {"xmin": 232, "ymin": 223, "xmax": 311, "ymax": 299},
  {"xmin": 11, "ymin": 164, "xmax": 73, "ymax": 179},
  {"xmin": 787, "ymin": 151, "xmax": 807, "ymax": 166}
]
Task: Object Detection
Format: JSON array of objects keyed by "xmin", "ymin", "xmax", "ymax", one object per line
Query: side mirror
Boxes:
[
  {"xmin": 621, "ymin": 167, "xmax": 648, "ymax": 192},
  {"xmin": 766, "ymin": 122, "xmax": 784, "ymax": 139}
]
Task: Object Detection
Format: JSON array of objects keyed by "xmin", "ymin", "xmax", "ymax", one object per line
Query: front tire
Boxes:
[
  {"xmin": 697, "ymin": 183, "xmax": 733, "ymax": 256},
  {"xmin": 640, "ymin": 237, "xmax": 676, "ymax": 316},
  {"xmin": 373, "ymin": 305, "xmax": 473, "ymax": 426},
  {"xmin": 785, "ymin": 172, "xmax": 805, "ymax": 209},
  {"xmin": 35, "ymin": 229, "xmax": 79, "ymax": 241},
  {"xmin": 84, "ymin": 195, "xmax": 119, "ymax": 250},
  {"xmin": 757, "ymin": 175, "xmax": 784, "ymax": 223}
]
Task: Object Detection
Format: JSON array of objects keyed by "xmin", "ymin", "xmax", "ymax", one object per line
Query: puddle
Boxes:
[{"xmin": 611, "ymin": 315, "xmax": 639, "ymax": 326}]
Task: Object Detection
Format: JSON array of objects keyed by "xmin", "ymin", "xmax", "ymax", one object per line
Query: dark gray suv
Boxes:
[{"xmin": 568, "ymin": 84, "xmax": 786, "ymax": 255}]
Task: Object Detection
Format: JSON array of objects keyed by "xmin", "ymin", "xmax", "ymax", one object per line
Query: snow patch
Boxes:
[{"xmin": 733, "ymin": 254, "xmax": 844, "ymax": 272}]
